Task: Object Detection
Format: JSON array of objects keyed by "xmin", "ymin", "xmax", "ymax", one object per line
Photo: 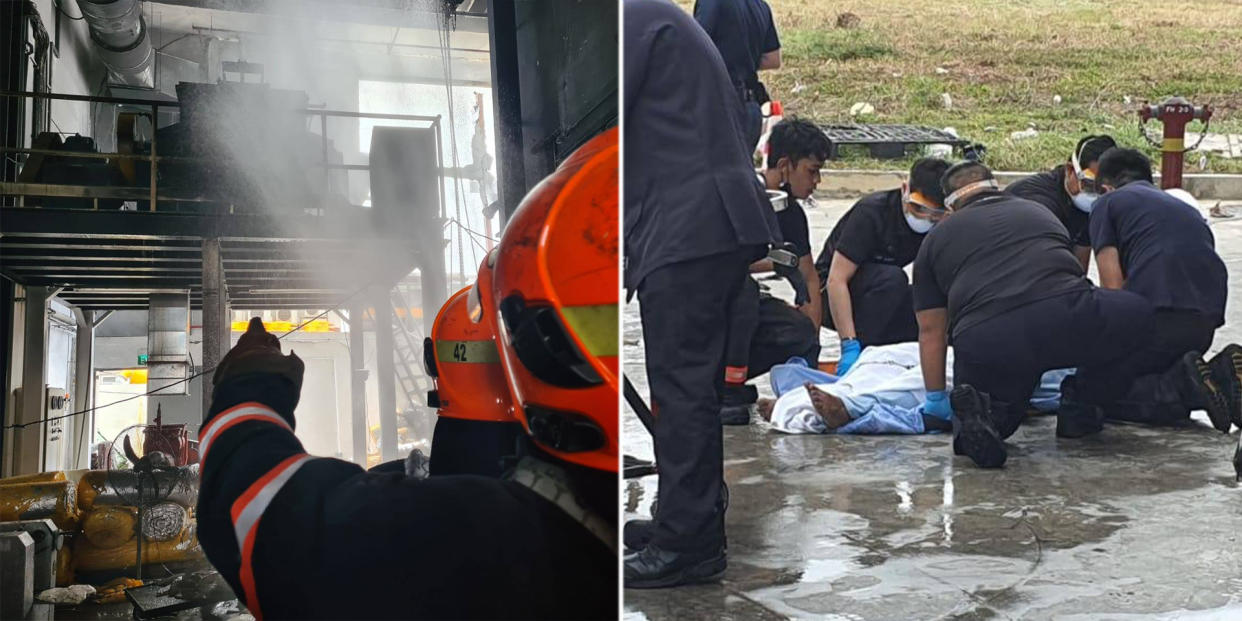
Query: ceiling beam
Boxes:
[{"xmin": 147, "ymin": 0, "xmax": 489, "ymax": 33}]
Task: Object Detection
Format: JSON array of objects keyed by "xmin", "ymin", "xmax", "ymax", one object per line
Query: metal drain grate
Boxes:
[{"xmin": 820, "ymin": 124, "xmax": 970, "ymax": 159}]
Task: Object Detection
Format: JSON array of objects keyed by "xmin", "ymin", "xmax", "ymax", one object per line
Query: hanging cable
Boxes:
[
  {"xmin": 434, "ymin": 10, "xmax": 479, "ymax": 292},
  {"xmin": 4, "ymin": 275, "xmax": 389, "ymax": 431}
]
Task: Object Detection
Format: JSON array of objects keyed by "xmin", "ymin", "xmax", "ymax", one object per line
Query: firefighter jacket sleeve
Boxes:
[{"xmin": 195, "ymin": 372, "xmax": 617, "ymax": 620}]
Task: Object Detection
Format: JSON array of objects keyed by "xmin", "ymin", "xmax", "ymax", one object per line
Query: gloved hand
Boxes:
[
  {"xmin": 835, "ymin": 338, "xmax": 861, "ymax": 376},
  {"xmin": 213, "ymin": 317, "xmax": 305, "ymax": 394},
  {"xmin": 922, "ymin": 389, "xmax": 953, "ymax": 420}
]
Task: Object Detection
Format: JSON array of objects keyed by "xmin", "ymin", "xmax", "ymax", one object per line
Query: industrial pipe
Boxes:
[{"xmin": 76, "ymin": 0, "xmax": 155, "ymax": 89}]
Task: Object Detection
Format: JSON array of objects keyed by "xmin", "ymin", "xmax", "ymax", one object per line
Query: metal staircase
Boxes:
[{"xmin": 390, "ymin": 287, "xmax": 435, "ymax": 419}]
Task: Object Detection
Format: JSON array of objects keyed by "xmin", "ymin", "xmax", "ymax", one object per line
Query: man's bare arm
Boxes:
[
  {"xmin": 1096, "ymin": 246, "xmax": 1125, "ymax": 289},
  {"xmin": 917, "ymin": 308, "xmax": 949, "ymax": 392},
  {"xmin": 798, "ymin": 255, "xmax": 822, "ymax": 330},
  {"xmin": 826, "ymin": 251, "xmax": 859, "ymax": 338},
  {"xmin": 1074, "ymin": 245, "xmax": 1092, "ymax": 273},
  {"xmin": 759, "ymin": 49, "xmax": 781, "ymax": 70}
]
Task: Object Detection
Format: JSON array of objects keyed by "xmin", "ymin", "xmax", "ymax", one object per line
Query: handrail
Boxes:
[{"xmin": 1, "ymin": 89, "xmax": 446, "ymax": 214}]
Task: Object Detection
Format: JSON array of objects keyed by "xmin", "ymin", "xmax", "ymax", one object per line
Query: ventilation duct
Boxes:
[
  {"xmin": 76, "ymin": 0, "xmax": 154, "ymax": 89},
  {"xmin": 147, "ymin": 292, "xmax": 190, "ymax": 395}
]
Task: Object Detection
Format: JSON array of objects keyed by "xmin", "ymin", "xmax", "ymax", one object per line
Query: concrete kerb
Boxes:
[{"xmin": 813, "ymin": 170, "xmax": 1242, "ymax": 200}]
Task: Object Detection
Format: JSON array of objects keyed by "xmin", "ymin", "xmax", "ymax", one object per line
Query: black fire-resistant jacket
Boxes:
[{"xmin": 195, "ymin": 373, "xmax": 616, "ymax": 620}]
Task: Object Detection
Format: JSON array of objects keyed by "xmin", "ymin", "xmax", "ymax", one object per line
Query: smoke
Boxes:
[{"xmin": 144, "ymin": 0, "xmax": 497, "ymax": 456}]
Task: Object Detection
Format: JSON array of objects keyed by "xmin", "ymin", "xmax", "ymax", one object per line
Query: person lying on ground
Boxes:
[{"xmin": 756, "ymin": 343, "xmax": 1069, "ymax": 435}]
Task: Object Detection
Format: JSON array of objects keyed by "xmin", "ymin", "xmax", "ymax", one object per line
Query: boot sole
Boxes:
[
  {"xmin": 625, "ymin": 554, "xmax": 727, "ymax": 589},
  {"xmin": 1191, "ymin": 354, "xmax": 1233, "ymax": 433},
  {"xmin": 951, "ymin": 387, "xmax": 1007, "ymax": 468},
  {"xmin": 1213, "ymin": 344, "xmax": 1242, "ymax": 429}
]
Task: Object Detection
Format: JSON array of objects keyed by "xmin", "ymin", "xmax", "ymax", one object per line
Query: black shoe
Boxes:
[
  {"xmin": 950, "ymin": 385, "xmax": 1006, "ymax": 468},
  {"xmin": 627, "ymin": 486, "xmax": 729, "ymax": 551},
  {"xmin": 719, "ymin": 404, "xmax": 753, "ymax": 425},
  {"xmin": 1208, "ymin": 344, "xmax": 1242, "ymax": 431},
  {"xmin": 1233, "ymin": 435, "xmax": 1242, "ymax": 482},
  {"xmin": 1056, "ymin": 375, "xmax": 1103, "ymax": 438},
  {"xmin": 624, "ymin": 519, "xmax": 653, "ymax": 551},
  {"xmin": 720, "ymin": 384, "xmax": 758, "ymax": 426},
  {"xmin": 624, "ymin": 543, "xmax": 726, "ymax": 589},
  {"xmin": 1180, "ymin": 351, "xmax": 1232, "ymax": 433}
]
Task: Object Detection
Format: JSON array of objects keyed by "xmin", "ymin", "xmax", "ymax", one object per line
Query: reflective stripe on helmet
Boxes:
[
  {"xmin": 558, "ymin": 304, "xmax": 618, "ymax": 358},
  {"xmin": 230, "ymin": 452, "xmax": 313, "ymax": 621},
  {"xmin": 198, "ymin": 402, "xmax": 292, "ymax": 465},
  {"xmin": 435, "ymin": 339, "xmax": 502, "ymax": 364}
]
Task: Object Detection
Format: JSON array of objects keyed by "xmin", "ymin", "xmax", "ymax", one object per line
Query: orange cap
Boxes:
[
  {"xmin": 489, "ymin": 128, "xmax": 618, "ymax": 472},
  {"xmin": 428, "ymin": 283, "xmax": 514, "ymax": 423}
]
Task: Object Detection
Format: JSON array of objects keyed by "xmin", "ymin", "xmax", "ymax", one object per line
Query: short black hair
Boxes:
[
  {"xmin": 940, "ymin": 161, "xmax": 994, "ymax": 197},
  {"xmin": 1074, "ymin": 134, "xmax": 1117, "ymax": 168},
  {"xmin": 767, "ymin": 117, "xmax": 831, "ymax": 169},
  {"xmin": 1096, "ymin": 147, "xmax": 1153, "ymax": 188},
  {"xmin": 909, "ymin": 158, "xmax": 950, "ymax": 204}
]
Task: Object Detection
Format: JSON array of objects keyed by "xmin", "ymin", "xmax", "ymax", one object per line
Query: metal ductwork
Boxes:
[
  {"xmin": 76, "ymin": 0, "xmax": 154, "ymax": 89},
  {"xmin": 147, "ymin": 292, "xmax": 191, "ymax": 395}
]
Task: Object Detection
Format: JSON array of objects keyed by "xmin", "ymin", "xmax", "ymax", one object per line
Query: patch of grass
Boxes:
[
  {"xmin": 782, "ymin": 28, "xmax": 893, "ymax": 62},
  {"xmin": 674, "ymin": 0, "xmax": 1242, "ymax": 173}
]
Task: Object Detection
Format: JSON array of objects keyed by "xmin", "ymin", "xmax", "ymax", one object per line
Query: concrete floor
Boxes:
[{"xmin": 623, "ymin": 196, "xmax": 1242, "ymax": 620}]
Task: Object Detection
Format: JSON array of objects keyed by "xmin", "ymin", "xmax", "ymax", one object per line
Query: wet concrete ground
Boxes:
[{"xmin": 624, "ymin": 197, "xmax": 1242, "ymax": 620}]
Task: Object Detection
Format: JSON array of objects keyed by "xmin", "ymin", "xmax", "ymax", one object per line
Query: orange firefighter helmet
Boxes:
[
  {"xmin": 426, "ymin": 282, "xmax": 514, "ymax": 423},
  {"xmin": 488, "ymin": 127, "xmax": 618, "ymax": 473}
]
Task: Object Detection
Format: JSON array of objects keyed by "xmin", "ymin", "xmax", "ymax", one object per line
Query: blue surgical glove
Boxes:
[
  {"xmin": 922, "ymin": 389, "xmax": 953, "ymax": 420},
  {"xmin": 836, "ymin": 338, "xmax": 862, "ymax": 376}
]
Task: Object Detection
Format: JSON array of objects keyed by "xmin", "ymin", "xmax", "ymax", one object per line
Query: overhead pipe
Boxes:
[{"xmin": 76, "ymin": 0, "xmax": 155, "ymax": 89}]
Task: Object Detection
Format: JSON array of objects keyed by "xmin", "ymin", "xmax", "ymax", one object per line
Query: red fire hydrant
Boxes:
[{"xmin": 1138, "ymin": 96, "xmax": 1212, "ymax": 189}]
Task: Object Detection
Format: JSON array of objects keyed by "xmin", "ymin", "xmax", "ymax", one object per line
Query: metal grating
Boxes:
[{"xmin": 820, "ymin": 124, "xmax": 970, "ymax": 160}]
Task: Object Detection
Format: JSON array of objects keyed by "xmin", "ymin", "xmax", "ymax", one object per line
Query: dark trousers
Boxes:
[
  {"xmin": 822, "ymin": 263, "xmax": 919, "ymax": 347},
  {"xmin": 749, "ymin": 294, "xmax": 820, "ymax": 377},
  {"xmin": 743, "ymin": 100, "xmax": 762, "ymax": 152},
  {"xmin": 639, "ymin": 250, "xmax": 751, "ymax": 552},
  {"xmin": 725, "ymin": 278, "xmax": 820, "ymax": 383},
  {"xmin": 952, "ymin": 289, "xmax": 1153, "ymax": 438},
  {"xmin": 1081, "ymin": 309, "xmax": 1216, "ymax": 425},
  {"xmin": 723, "ymin": 275, "xmax": 761, "ymax": 383}
]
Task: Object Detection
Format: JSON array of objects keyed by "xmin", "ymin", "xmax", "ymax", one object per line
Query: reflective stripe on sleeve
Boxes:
[
  {"xmin": 229, "ymin": 453, "xmax": 313, "ymax": 620},
  {"xmin": 198, "ymin": 402, "xmax": 293, "ymax": 465}
]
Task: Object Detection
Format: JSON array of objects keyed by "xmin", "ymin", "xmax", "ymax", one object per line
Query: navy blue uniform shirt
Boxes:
[
  {"xmin": 1005, "ymin": 165, "xmax": 1091, "ymax": 247},
  {"xmin": 816, "ymin": 189, "xmax": 926, "ymax": 278},
  {"xmin": 694, "ymin": 0, "xmax": 780, "ymax": 91},
  {"xmin": 913, "ymin": 193, "xmax": 1090, "ymax": 339},
  {"xmin": 775, "ymin": 192, "xmax": 811, "ymax": 258},
  {"xmin": 1089, "ymin": 180, "xmax": 1227, "ymax": 325},
  {"xmin": 624, "ymin": 0, "xmax": 778, "ymax": 290}
]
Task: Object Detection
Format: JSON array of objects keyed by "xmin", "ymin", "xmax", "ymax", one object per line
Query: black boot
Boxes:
[
  {"xmin": 1176, "ymin": 351, "xmax": 1232, "ymax": 433},
  {"xmin": 950, "ymin": 385, "xmax": 1006, "ymax": 468},
  {"xmin": 625, "ymin": 485, "xmax": 729, "ymax": 550},
  {"xmin": 624, "ymin": 543, "xmax": 727, "ymax": 589},
  {"xmin": 1056, "ymin": 375, "xmax": 1103, "ymax": 438},
  {"xmin": 624, "ymin": 519, "xmax": 654, "ymax": 551},
  {"xmin": 1208, "ymin": 344, "xmax": 1242, "ymax": 431},
  {"xmin": 720, "ymin": 383, "xmax": 758, "ymax": 426}
]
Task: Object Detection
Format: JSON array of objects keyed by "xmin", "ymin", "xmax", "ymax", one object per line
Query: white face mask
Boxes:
[
  {"xmin": 905, "ymin": 211, "xmax": 934, "ymax": 234},
  {"xmin": 1072, "ymin": 191, "xmax": 1099, "ymax": 213}
]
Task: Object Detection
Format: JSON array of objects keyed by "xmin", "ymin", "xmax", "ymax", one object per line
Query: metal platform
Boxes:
[
  {"xmin": 0, "ymin": 89, "xmax": 443, "ymax": 312},
  {"xmin": 820, "ymin": 124, "xmax": 970, "ymax": 159},
  {"xmin": 0, "ymin": 207, "xmax": 424, "ymax": 310}
]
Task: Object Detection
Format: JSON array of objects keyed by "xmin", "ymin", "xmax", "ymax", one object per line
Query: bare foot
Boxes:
[
  {"xmin": 805, "ymin": 383, "xmax": 851, "ymax": 429},
  {"xmin": 757, "ymin": 398, "xmax": 776, "ymax": 422}
]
